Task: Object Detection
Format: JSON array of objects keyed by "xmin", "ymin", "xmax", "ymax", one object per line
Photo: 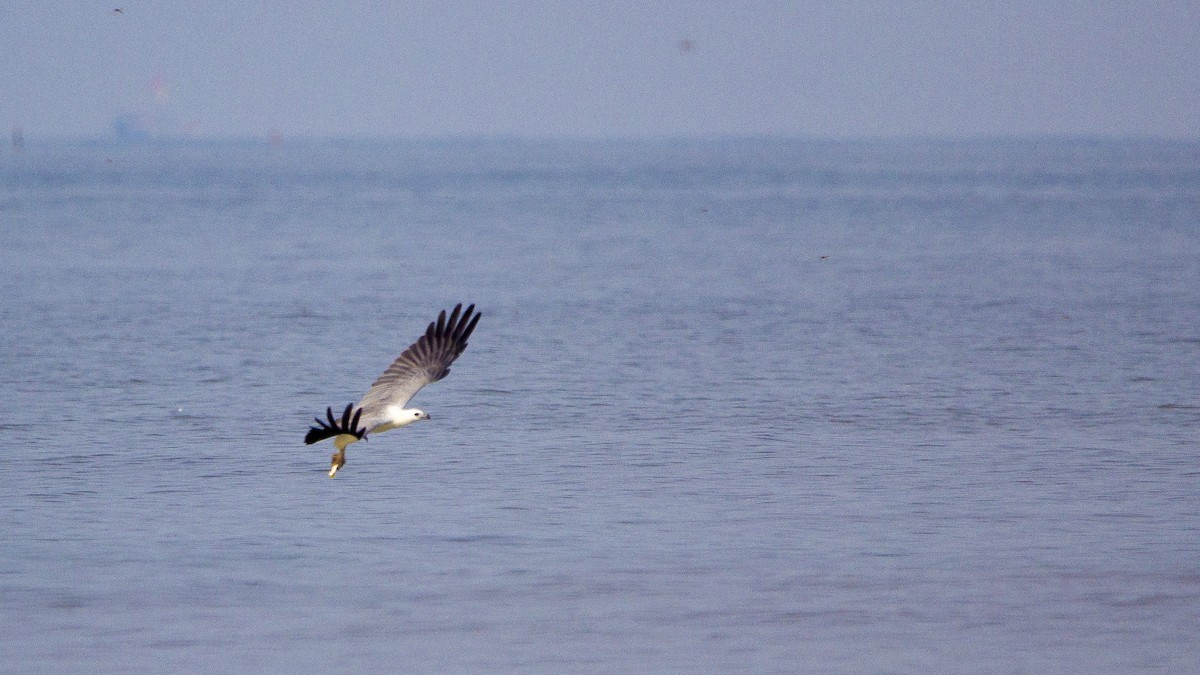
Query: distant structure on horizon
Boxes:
[
  {"xmin": 113, "ymin": 113, "xmax": 151, "ymax": 142},
  {"xmin": 112, "ymin": 74, "xmax": 198, "ymax": 142}
]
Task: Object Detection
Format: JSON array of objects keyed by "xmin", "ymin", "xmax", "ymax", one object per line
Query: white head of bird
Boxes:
[{"xmin": 377, "ymin": 407, "xmax": 431, "ymax": 433}]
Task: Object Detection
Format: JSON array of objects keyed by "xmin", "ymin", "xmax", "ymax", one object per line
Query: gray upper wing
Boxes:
[{"xmin": 356, "ymin": 304, "xmax": 481, "ymax": 425}]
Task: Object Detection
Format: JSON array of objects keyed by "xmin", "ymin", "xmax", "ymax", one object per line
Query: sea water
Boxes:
[{"xmin": 1, "ymin": 138, "xmax": 1198, "ymax": 672}]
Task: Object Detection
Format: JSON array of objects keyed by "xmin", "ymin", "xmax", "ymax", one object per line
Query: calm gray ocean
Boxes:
[{"xmin": 2, "ymin": 138, "xmax": 1198, "ymax": 673}]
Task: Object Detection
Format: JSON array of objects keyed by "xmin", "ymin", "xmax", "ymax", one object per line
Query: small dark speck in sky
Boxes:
[{"xmin": 677, "ymin": 39, "xmax": 694, "ymax": 53}]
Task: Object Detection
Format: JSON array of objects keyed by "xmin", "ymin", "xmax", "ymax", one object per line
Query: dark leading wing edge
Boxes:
[{"xmin": 304, "ymin": 403, "xmax": 366, "ymax": 445}]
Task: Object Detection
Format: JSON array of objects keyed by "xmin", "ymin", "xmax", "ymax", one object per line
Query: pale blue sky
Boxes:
[{"xmin": 2, "ymin": 1, "xmax": 1198, "ymax": 138}]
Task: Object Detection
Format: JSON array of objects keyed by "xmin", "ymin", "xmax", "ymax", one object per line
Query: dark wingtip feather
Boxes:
[
  {"xmin": 446, "ymin": 304, "xmax": 463, "ymax": 331},
  {"xmin": 449, "ymin": 305, "xmax": 479, "ymax": 342},
  {"xmin": 305, "ymin": 426, "xmax": 337, "ymax": 445},
  {"xmin": 460, "ymin": 310, "xmax": 481, "ymax": 343},
  {"xmin": 307, "ymin": 403, "xmax": 367, "ymax": 444}
]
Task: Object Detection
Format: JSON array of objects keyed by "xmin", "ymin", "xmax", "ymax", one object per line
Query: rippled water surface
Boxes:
[{"xmin": 2, "ymin": 139, "xmax": 1199, "ymax": 672}]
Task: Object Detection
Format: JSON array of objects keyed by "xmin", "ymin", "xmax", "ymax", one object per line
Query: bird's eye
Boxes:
[{"xmin": 413, "ymin": 412, "xmax": 420, "ymax": 417}]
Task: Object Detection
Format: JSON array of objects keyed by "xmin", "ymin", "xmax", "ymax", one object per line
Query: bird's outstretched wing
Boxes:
[
  {"xmin": 356, "ymin": 303, "xmax": 481, "ymax": 425},
  {"xmin": 305, "ymin": 404, "xmax": 367, "ymax": 445}
]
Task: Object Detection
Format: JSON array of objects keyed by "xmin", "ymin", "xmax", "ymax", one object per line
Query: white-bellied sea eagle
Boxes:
[{"xmin": 305, "ymin": 303, "xmax": 481, "ymax": 477}]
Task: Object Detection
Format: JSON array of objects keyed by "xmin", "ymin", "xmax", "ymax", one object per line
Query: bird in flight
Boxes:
[{"xmin": 305, "ymin": 303, "xmax": 481, "ymax": 477}]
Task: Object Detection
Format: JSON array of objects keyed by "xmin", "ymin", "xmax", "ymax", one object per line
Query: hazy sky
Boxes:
[{"xmin": 2, "ymin": 1, "xmax": 1198, "ymax": 138}]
